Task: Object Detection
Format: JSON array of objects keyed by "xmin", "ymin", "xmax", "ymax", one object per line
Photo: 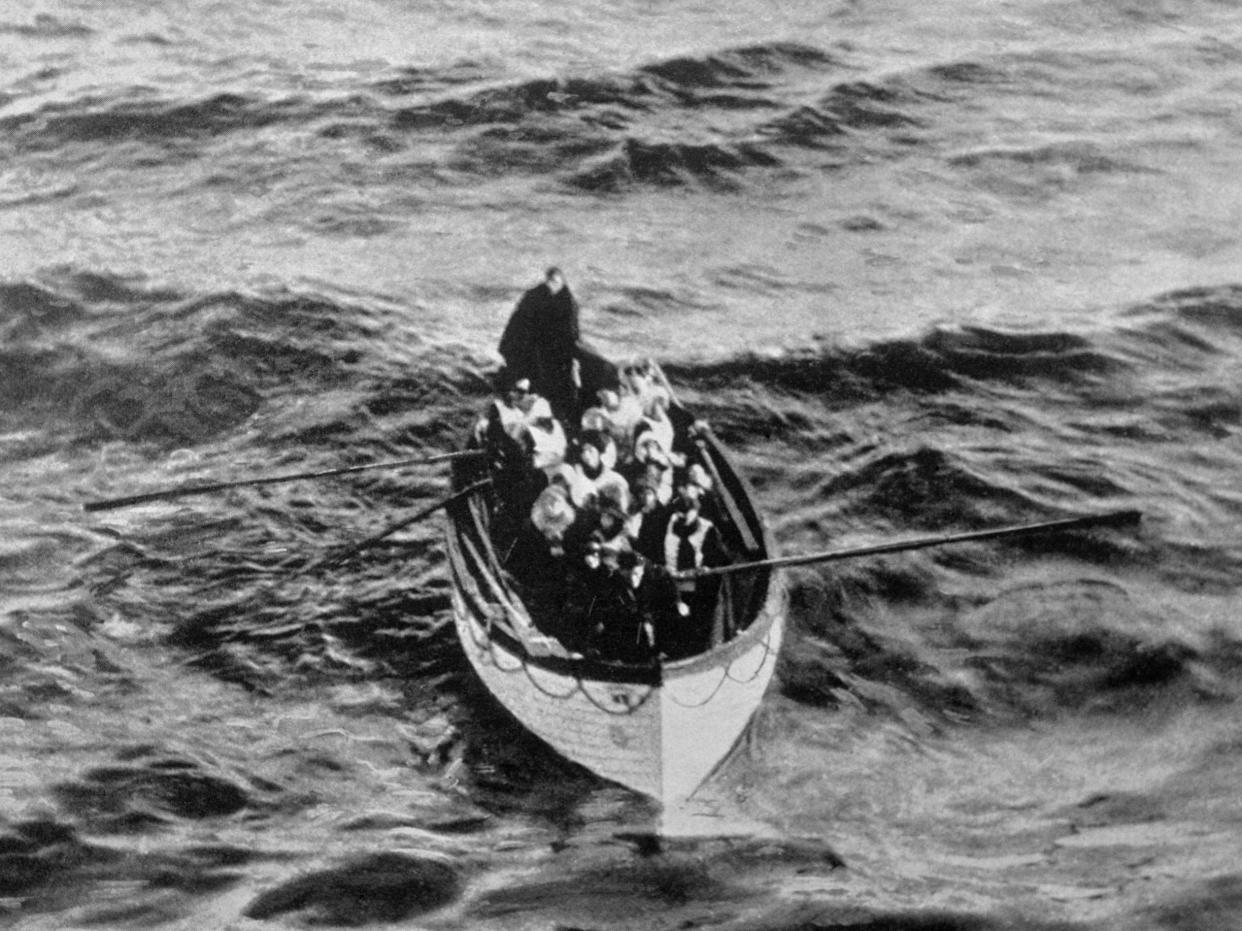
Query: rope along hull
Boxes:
[{"xmin": 450, "ymin": 581, "xmax": 785, "ymax": 803}]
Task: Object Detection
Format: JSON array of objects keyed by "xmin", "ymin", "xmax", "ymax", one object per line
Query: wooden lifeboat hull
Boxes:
[
  {"xmin": 448, "ymin": 562, "xmax": 784, "ymax": 803},
  {"xmin": 445, "ymin": 393, "xmax": 783, "ymax": 805}
]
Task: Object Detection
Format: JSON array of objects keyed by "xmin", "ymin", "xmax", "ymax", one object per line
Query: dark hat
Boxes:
[
  {"xmin": 597, "ymin": 484, "xmax": 626, "ymax": 513},
  {"xmin": 616, "ymin": 550, "xmax": 644, "ymax": 571},
  {"xmin": 633, "ymin": 464, "xmax": 663, "ymax": 493}
]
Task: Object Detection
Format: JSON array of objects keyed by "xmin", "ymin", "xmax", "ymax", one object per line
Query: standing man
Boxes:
[{"xmin": 498, "ymin": 267, "xmax": 583, "ymax": 424}]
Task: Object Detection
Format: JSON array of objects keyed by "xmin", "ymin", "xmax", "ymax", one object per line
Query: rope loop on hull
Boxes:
[
  {"xmin": 663, "ymin": 623, "xmax": 777, "ymax": 708},
  {"xmin": 462, "ymin": 608, "xmax": 656, "ymax": 715}
]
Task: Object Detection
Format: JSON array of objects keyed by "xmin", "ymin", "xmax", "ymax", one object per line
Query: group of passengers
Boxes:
[{"xmin": 473, "ymin": 359, "xmax": 731, "ymax": 662}]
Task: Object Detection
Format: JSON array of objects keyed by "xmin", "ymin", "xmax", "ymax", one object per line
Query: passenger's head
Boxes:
[
  {"xmin": 598, "ymin": 505, "xmax": 625, "ymax": 537},
  {"xmin": 675, "ymin": 476, "xmax": 704, "ymax": 513},
  {"xmin": 507, "ymin": 376, "xmax": 534, "ymax": 410},
  {"xmin": 597, "ymin": 478, "xmax": 626, "ymax": 514},
  {"xmin": 634, "ymin": 431, "xmax": 668, "ymax": 465},
  {"xmin": 577, "ymin": 429, "xmax": 609, "ymax": 469},
  {"xmin": 622, "ymin": 359, "xmax": 651, "ymax": 393},
  {"xmin": 544, "ymin": 266, "xmax": 565, "ymax": 294},
  {"xmin": 617, "ymin": 550, "xmax": 645, "ymax": 588},
  {"xmin": 578, "ymin": 444, "xmax": 601, "ymax": 473},
  {"xmin": 596, "ymin": 388, "xmax": 619, "ymax": 411},
  {"xmin": 635, "ymin": 481, "xmax": 660, "ymax": 512},
  {"xmin": 532, "ymin": 484, "xmax": 575, "ymax": 549}
]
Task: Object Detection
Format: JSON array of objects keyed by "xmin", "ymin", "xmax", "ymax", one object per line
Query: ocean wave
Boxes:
[
  {"xmin": 781, "ymin": 563, "xmax": 1229, "ymax": 722},
  {"xmin": 0, "ymin": 90, "xmax": 310, "ymax": 153},
  {"xmin": 0, "ymin": 13, "xmax": 92, "ymax": 39},
  {"xmin": 0, "ymin": 276, "xmax": 390, "ymax": 446},
  {"xmin": 948, "ymin": 140, "xmax": 1144, "ymax": 175},
  {"xmin": 1124, "ymin": 283, "xmax": 1242, "ymax": 336},
  {"xmin": 637, "ymin": 42, "xmax": 842, "ymax": 90},
  {"xmin": 387, "ymin": 41, "xmax": 839, "ymax": 128},
  {"xmin": 0, "ymin": 37, "xmax": 1134, "ymax": 201},
  {"xmin": 0, "ymin": 34, "xmax": 1177, "ymax": 207},
  {"xmin": 373, "ymin": 59, "xmax": 500, "ymax": 97},
  {"xmin": 1110, "ymin": 285, "xmax": 1242, "ymax": 440},
  {"xmin": 244, "ymin": 852, "xmax": 461, "ymax": 924},
  {"xmin": 383, "ymin": 42, "xmax": 858, "ymax": 188},
  {"xmin": 669, "ymin": 323, "xmax": 1124, "ymax": 403},
  {"xmin": 0, "ymin": 342, "xmax": 263, "ymax": 449},
  {"xmin": 569, "ymin": 137, "xmax": 781, "ymax": 191}
]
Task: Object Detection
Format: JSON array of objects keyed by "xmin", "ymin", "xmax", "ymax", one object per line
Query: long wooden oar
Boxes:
[
  {"xmin": 313, "ymin": 478, "xmax": 491, "ymax": 571},
  {"xmin": 82, "ymin": 450, "xmax": 484, "ymax": 513},
  {"xmin": 675, "ymin": 509, "xmax": 1142, "ymax": 580}
]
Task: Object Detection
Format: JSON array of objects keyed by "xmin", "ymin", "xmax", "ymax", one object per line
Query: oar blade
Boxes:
[{"xmin": 1093, "ymin": 508, "xmax": 1143, "ymax": 528}]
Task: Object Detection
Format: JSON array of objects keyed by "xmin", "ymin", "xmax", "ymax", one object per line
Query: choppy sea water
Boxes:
[{"xmin": 4, "ymin": 1, "xmax": 1242, "ymax": 928}]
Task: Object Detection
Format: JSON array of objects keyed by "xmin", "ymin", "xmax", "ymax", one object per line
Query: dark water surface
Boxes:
[{"xmin": 4, "ymin": 1, "xmax": 1242, "ymax": 928}]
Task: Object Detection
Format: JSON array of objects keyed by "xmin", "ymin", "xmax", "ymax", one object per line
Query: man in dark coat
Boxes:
[
  {"xmin": 499, "ymin": 267, "xmax": 621, "ymax": 425},
  {"xmin": 498, "ymin": 267, "xmax": 582, "ymax": 424},
  {"xmin": 590, "ymin": 551, "xmax": 680, "ymax": 663}
]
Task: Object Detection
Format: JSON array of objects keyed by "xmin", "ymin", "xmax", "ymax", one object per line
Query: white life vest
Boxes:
[{"xmin": 664, "ymin": 512, "xmax": 716, "ymax": 574}]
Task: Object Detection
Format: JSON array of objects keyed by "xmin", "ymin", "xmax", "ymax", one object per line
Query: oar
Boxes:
[
  {"xmin": 312, "ymin": 478, "xmax": 491, "ymax": 571},
  {"xmin": 82, "ymin": 450, "xmax": 485, "ymax": 513},
  {"xmin": 675, "ymin": 509, "xmax": 1142, "ymax": 580}
]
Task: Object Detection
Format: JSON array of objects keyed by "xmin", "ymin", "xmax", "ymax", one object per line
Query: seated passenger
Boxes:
[
  {"xmin": 635, "ymin": 394, "xmax": 675, "ymax": 464},
  {"xmin": 476, "ymin": 378, "xmax": 553, "ymax": 544},
  {"xmin": 634, "ymin": 413, "xmax": 682, "ymax": 470},
  {"xmin": 526, "ymin": 418, "xmax": 568, "ymax": 475},
  {"xmin": 620, "ymin": 358, "xmax": 660, "ymax": 415},
  {"xmin": 681, "ymin": 459, "xmax": 727, "ymax": 530},
  {"xmin": 663, "ymin": 476, "xmax": 727, "ymax": 576},
  {"xmin": 501, "ymin": 382, "xmax": 567, "ymax": 476},
  {"xmin": 530, "ymin": 481, "xmax": 577, "ymax": 559},
  {"xmin": 625, "ymin": 432, "xmax": 676, "ymax": 504},
  {"xmin": 626, "ymin": 473, "xmax": 673, "ymax": 563},
  {"xmin": 591, "ymin": 551, "xmax": 682, "ymax": 662},
  {"xmin": 590, "ymin": 503, "xmax": 633, "ymax": 571},
  {"xmin": 546, "ymin": 462, "xmax": 595, "ymax": 510},
  {"xmin": 572, "ymin": 429, "xmax": 630, "ymax": 515},
  {"xmin": 662, "ymin": 475, "xmax": 728, "ymax": 657},
  {"xmin": 476, "ymin": 374, "xmax": 567, "ymax": 479},
  {"xmin": 560, "ymin": 539, "xmax": 613, "ymax": 651},
  {"xmin": 581, "ymin": 387, "xmax": 643, "ymax": 464},
  {"xmin": 473, "ymin": 373, "xmax": 529, "ymax": 450}
]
